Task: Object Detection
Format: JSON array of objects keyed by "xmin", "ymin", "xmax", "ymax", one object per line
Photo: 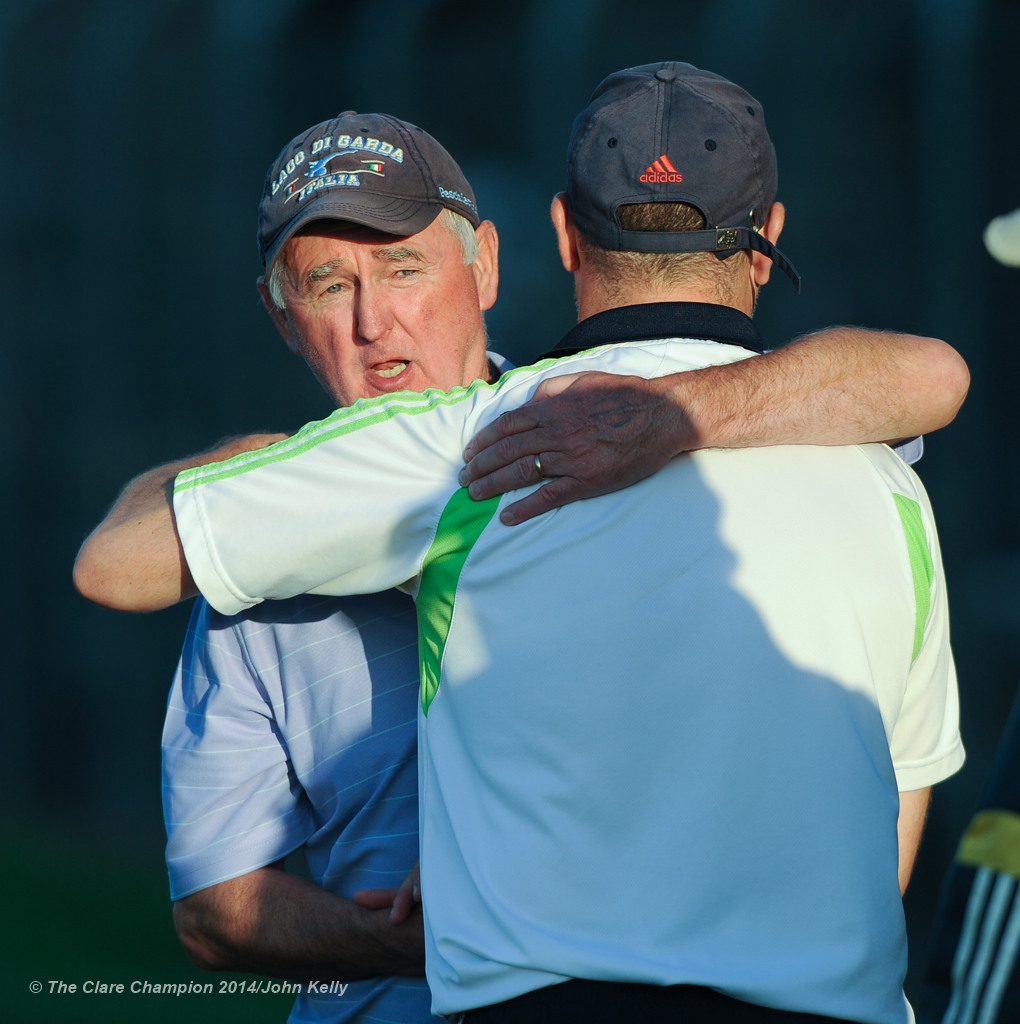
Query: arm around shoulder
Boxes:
[
  {"xmin": 783, "ymin": 327, "xmax": 969, "ymax": 439},
  {"xmin": 460, "ymin": 328, "xmax": 968, "ymax": 526},
  {"xmin": 73, "ymin": 433, "xmax": 288, "ymax": 612},
  {"xmin": 675, "ymin": 327, "xmax": 970, "ymax": 451}
]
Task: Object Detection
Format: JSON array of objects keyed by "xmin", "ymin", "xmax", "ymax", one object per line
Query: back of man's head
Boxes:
[{"xmin": 565, "ymin": 62, "xmax": 800, "ymax": 297}]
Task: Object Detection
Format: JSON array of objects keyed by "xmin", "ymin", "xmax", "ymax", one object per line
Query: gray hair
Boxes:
[{"xmin": 266, "ymin": 207, "xmax": 479, "ymax": 310}]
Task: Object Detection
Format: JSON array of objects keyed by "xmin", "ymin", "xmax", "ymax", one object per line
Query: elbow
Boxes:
[
  {"xmin": 173, "ymin": 899, "xmax": 237, "ymax": 972},
  {"xmin": 72, "ymin": 535, "xmax": 119, "ymax": 609},
  {"xmin": 72, "ymin": 534, "xmax": 140, "ymax": 611},
  {"xmin": 927, "ymin": 338, "xmax": 971, "ymax": 428},
  {"xmin": 72, "ymin": 531, "xmax": 179, "ymax": 613}
]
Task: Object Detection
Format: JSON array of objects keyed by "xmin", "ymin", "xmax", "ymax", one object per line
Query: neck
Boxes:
[
  {"xmin": 573, "ymin": 258, "xmax": 758, "ymax": 321},
  {"xmin": 575, "ymin": 280, "xmax": 753, "ymax": 322}
]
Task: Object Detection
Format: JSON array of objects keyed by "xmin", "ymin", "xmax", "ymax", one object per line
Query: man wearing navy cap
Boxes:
[{"xmin": 77, "ymin": 68, "xmax": 967, "ymax": 1024}]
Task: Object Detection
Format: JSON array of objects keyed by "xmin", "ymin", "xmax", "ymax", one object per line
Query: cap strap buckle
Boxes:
[{"xmin": 715, "ymin": 228, "xmax": 740, "ymax": 250}]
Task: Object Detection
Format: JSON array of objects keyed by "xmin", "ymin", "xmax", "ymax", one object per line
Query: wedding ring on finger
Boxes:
[{"xmin": 534, "ymin": 454, "xmax": 546, "ymax": 479}]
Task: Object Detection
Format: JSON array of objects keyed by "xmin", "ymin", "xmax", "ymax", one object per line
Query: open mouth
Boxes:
[{"xmin": 374, "ymin": 361, "xmax": 408, "ymax": 379}]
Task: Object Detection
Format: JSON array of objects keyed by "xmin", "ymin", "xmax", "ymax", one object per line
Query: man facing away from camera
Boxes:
[{"xmin": 76, "ymin": 67, "xmax": 968, "ymax": 1024}]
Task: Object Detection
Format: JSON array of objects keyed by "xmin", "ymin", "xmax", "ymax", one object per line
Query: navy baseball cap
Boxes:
[
  {"xmin": 566, "ymin": 62, "xmax": 801, "ymax": 291},
  {"xmin": 258, "ymin": 111, "xmax": 480, "ymax": 272}
]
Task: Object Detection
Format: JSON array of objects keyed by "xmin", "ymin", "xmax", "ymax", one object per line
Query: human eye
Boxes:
[{"xmin": 313, "ymin": 277, "xmax": 349, "ymax": 299}]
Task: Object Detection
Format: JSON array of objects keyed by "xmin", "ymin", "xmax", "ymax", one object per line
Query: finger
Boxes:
[
  {"xmin": 463, "ymin": 406, "xmax": 541, "ymax": 463},
  {"xmin": 466, "ymin": 454, "xmax": 548, "ymax": 502},
  {"xmin": 389, "ymin": 866, "xmax": 421, "ymax": 924},
  {"xmin": 462, "ymin": 432, "xmax": 534, "ymax": 485},
  {"xmin": 352, "ymin": 887, "xmax": 398, "ymax": 909},
  {"xmin": 529, "ymin": 371, "xmax": 592, "ymax": 401},
  {"xmin": 498, "ymin": 478, "xmax": 590, "ymax": 526},
  {"xmin": 393, "ymin": 884, "xmax": 415, "ymax": 925}
]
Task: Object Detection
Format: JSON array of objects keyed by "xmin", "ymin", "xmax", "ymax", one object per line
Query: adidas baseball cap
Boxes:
[
  {"xmin": 257, "ymin": 111, "xmax": 480, "ymax": 272},
  {"xmin": 566, "ymin": 61, "xmax": 801, "ymax": 290}
]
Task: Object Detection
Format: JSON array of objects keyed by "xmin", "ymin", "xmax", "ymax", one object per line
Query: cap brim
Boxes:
[{"xmin": 263, "ymin": 190, "xmax": 443, "ymax": 273}]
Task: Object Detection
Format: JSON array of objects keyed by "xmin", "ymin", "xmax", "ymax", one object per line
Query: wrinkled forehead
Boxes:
[{"xmin": 279, "ymin": 217, "xmax": 453, "ymax": 270}]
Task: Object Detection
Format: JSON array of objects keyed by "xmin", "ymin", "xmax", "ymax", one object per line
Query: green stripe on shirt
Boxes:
[
  {"xmin": 417, "ymin": 488, "xmax": 501, "ymax": 715},
  {"xmin": 176, "ymin": 382, "xmax": 492, "ymax": 492},
  {"xmin": 176, "ymin": 361, "xmax": 561, "ymax": 493},
  {"xmin": 893, "ymin": 493, "xmax": 934, "ymax": 665}
]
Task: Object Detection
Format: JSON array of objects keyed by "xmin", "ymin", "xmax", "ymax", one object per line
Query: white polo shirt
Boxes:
[{"xmin": 173, "ymin": 304, "xmax": 962, "ymax": 1024}]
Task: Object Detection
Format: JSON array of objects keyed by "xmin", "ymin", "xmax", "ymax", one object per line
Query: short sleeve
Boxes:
[
  {"xmin": 162, "ymin": 599, "xmax": 315, "ymax": 899},
  {"xmin": 889, "ymin": 487, "xmax": 965, "ymax": 790},
  {"xmin": 892, "ymin": 436, "xmax": 923, "ymax": 465}
]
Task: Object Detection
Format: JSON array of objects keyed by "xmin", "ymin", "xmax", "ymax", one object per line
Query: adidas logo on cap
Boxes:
[{"xmin": 639, "ymin": 155, "xmax": 683, "ymax": 183}]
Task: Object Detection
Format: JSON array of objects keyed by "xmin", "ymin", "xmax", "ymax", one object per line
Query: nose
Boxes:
[{"xmin": 352, "ymin": 282, "xmax": 392, "ymax": 343}]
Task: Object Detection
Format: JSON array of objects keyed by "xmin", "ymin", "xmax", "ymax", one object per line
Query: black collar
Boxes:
[{"xmin": 542, "ymin": 302, "xmax": 768, "ymax": 359}]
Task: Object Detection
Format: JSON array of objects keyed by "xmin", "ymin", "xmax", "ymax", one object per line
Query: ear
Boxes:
[
  {"xmin": 750, "ymin": 200, "xmax": 786, "ymax": 289},
  {"xmin": 257, "ymin": 276, "xmax": 301, "ymax": 355},
  {"xmin": 550, "ymin": 193, "xmax": 580, "ymax": 273},
  {"xmin": 471, "ymin": 220, "xmax": 500, "ymax": 312}
]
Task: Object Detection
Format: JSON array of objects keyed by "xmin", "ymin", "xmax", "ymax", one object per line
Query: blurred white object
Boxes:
[{"xmin": 984, "ymin": 206, "xmax": 1020, "ymax": 266}]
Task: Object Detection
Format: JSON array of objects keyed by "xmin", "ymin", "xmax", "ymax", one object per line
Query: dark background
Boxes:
[{"xmin": 3, "ymin": 1, "xmax": 1018, "ymax": 1021}]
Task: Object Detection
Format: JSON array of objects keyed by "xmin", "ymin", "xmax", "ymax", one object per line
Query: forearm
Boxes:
[
  {"xmin": 668, "ymin": 328, "xmax": 969, "ymax": 453},
  {"xmin": 174, "ymin": 866, "xmax": 424, "ymax": 981},
  {"xmin": 461, "ymin": 328, "xmax": 967, "ymax": 526},
  {"xmin": 73, "ymin": 433, "xmax": 288, "ymax": 612},
  {"xmin": 897, "ymin": 786, "xmax": 932, "ymax": 896}
]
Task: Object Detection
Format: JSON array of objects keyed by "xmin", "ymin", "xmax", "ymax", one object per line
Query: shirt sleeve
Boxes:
[
  {"xmin": 892, "ymin": 436, "xmax": 923, "ymax": 465},
  {"xmin": 889, "ymin": 479, "xmax": 965, "ymax": 791},
  {"xmin": 173, "ymin": 389, "xmax": 478, "ymax": 615},
  {"xmin": 162, "ymin": 599, "xmax": 315, "ymax": 899}
]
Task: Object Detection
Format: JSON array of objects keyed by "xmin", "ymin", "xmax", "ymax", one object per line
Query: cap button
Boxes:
[{"xmin": 654, "ymin": 68, "xmax": 677, "ymax": 82}]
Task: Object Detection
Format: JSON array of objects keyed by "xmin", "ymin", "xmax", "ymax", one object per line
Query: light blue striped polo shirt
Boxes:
[{"xmin": 162, "ymin": 590, "xmax": 434, "ymax": 1024}]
